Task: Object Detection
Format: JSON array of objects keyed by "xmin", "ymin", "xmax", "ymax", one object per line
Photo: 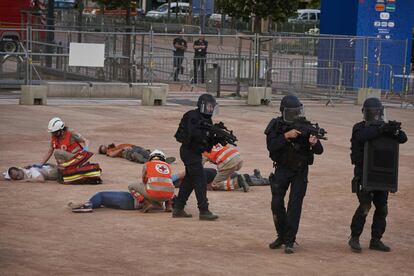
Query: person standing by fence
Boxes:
[
  {"xmin": 173, "ymin": 32, "xmax": 187, "ymax": 81},
  {"xmin": 193, "ymin": 35, "xmax": 208, "ymax": 84}
]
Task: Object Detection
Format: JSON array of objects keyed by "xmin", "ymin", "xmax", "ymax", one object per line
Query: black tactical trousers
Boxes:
[
  {"xmin": 174, "ymin": 147, "xmax": 209, "ymax": 211},
  {"xmin": 173, "ymin": 53, "xmax": 184, "ymax": 81},
  {"xmin": 193, "ymin": 57, "xmax": 205, "ymax": 83},
  {"xmin": 350, "ymin": 190, "xmax": 388, "ymax": 239},
  {"xmin": 270, "ymin": 166, "xmax": 308, "ymax": 244}
]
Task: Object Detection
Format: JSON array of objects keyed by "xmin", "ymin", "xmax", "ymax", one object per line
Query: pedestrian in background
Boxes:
[
  {"xmin": 193, "ymin": 35, "xmax": 208, "ymax": 84},
  {"xmin": 173, "ymin": 31, "xmax": 187, "ymax": 81}
]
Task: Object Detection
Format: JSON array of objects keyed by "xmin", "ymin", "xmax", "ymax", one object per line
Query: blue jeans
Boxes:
[{"xmin": 89, "ymin": 191, "xmax": 135, "ymax": 210}]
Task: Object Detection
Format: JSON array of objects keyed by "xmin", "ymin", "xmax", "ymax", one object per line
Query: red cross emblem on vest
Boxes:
[{"xmin": 155, "ymin": 164, "xmax": 170, "ymax": 174}]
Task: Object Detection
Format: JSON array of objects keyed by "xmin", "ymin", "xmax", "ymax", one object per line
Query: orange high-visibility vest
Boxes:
[
  {"xmin": 51, "ymin": 130, "xmax": 82, "ymax": 153},
  {"xmin": 145, "ymin": 160, "xmax": 174, "ymax": 200},
  {"xmin": 203, "ymin": 144, "xmax": 240, "ymax": 165}
]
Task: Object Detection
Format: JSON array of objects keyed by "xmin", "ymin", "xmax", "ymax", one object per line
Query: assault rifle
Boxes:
[
  {"xmin": 200, "ymin": 121, "xmax": 238, "ymax": 146},
  {"xmin": 282, "ymin": 117, "xmax": 328, "ymax": 140}
]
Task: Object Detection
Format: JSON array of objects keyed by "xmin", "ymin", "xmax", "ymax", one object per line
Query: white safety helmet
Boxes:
[
  {"xmin": 149, "ymin": 149, "xmax": 166, "ymax": 161},
  {"xmin": 48, "ymin": 117, "xmax": 65, "ymax": 133}
]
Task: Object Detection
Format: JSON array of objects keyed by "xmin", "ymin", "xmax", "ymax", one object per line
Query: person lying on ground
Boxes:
[
  {"xmin": 98, "ymin": 143, "xmax": 176, "ymax": 164},
  {"xmin": 68, "ymin": 168, "xmax": 201, "ymax": 213},
  {"xmin": 203, "ymin": 143, "xmax": 249, "ymax": 192},
  {"xmin": 3, "ymin": 164, "xmax": 59, "ymax": 182},
  {"xmin": 243, "ymin": 169, "xmax": 270, "ymax": 186},
  {"xmin": 41, "ymin": 117, "xmax": 89, "ymax": 165}
]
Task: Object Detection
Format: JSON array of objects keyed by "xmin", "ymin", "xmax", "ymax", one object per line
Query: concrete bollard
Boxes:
[
  {"xmin": 356, "ymin": 88, "xmax": 381, "ymax": 105},
  {"xmin": 90, "ymin": 82, "xmax": 131, "ymax": 98},
  {"xmin": 20, "ymin": 85, "xmax": 48, "ymax": 105},
  {"xmin": 142, "ymin": 85, "xmax": 168, "ymax": 106},
  {"xmin": 46, "ymin": 81, "xmax": 90, "ymax": 97},
  {"xmin": 247, "ymin": 87, "xmax": 272, "ymax": 105}
]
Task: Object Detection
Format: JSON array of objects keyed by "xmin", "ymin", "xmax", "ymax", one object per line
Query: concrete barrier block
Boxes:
[
  {"xmin": 130, "ymin": 83, "xmax": 148, "ymax": 99},
  {"xmin": 247, "ymin": 87, "xmax": 272, "ymax": 105},
  {"xmin": 356, "ymin": 88, "xmax": 381, "ymax": 105},
  {"xmin": 142, "ymin": 86, "xmax": 168, "ymax": 106},
  {"xmin": 90, "ymin": 82, "xmax": 131, "ymax": 98},
  {"xmin": 46, "ymin": 81, "xmax": 90, "ymax": 97},
  {"xmin": 130, "ymin": 83, "xmax": 168, "ymax": 99},
  {"xmin": 20, "ymin": 85, "xmax": 48, "ymax": 105}
]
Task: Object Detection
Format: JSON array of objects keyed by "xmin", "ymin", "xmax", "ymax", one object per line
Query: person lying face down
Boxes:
[
  {"xmin": 68, "ymin": 168, "xmax": 218, "ymax": 213},
  {"xmin": 98, "ymin": 143, "xmax": 176, "ymax": 164}
]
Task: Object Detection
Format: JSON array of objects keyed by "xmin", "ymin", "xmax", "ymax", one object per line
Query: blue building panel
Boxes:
[
  {"xmin": 319, "ymin": 0, "xmax": 414, "ymax": 93},
  {"xmin": 192, "ymin": 0, "xmax": 214, "ymax": 16}
]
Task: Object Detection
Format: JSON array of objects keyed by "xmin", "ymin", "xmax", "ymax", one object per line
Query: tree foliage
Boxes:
[
  {"xmin": 308, "ymin": 0, "xmax": 320, "ymax": 9},
  {"xmin": 216, "ymin": 0, "xmax": 298, "ymax": 22}
]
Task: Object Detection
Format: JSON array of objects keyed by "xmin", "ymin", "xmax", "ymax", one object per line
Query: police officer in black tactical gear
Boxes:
[
  {"xmin": 265, "ymin": 95, "xmax": 324, "ymax": 254},
  {"xmin": 173, "ymin": 93, "xmax": 219, "ymax": 220},
  {"xmin": 348, "ymin": 97, "xmax": 407, "ymax": 253}
]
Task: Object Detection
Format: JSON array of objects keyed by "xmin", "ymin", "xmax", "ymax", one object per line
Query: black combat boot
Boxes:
[
  {"xmin": 284, "ymin": 243, "xmax": 295, "ymax": 254},
  {"xmin": 369, "ymin": 239, "xmax": 391, "ymax": 252},
  {"xmin": 172, "ymin": 208, "xmax": 193, "ymax": 218},
  {"xmin": 348, "ymin": 236, "xmax": 362, "ymax": 253},
  {"xmin": 199, "ymin": 210, "xmax": 219, "ymax": 220},
  {"xmin": 269, "ymin": 237, "xmax": 284, "ymax": 249}
]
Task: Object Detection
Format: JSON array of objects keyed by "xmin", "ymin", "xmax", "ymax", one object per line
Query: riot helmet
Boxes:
[
  {"xmin": 197, "ymin": 93, "xmax": 218, "ymax": 116},
  {"xmin": 280, "ymin": 95, "xmax": 304, "ymax": 123},
  {"xmin": 362, "ymin": 97, "xmax": 385, "ymax": 123}
]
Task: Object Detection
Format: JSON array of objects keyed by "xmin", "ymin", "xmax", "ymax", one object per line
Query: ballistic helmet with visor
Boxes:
[
  {"xmin": 149, "ymin": 149, "xmax": 166, "ymax": 162},
  {"xmin": 48, "ymin": 117, "xmax": 65, "ymax": 133},
  {"xmin": 362, "ymin": 97, "xmax": 385, "ymax": 123},
  {"xmin": 197, "ymin": 93, "xmax": 218, "ymax": 116},
  {"xmin": 280, "ymin": 95, "xmax": 304, "ymax": 123}
]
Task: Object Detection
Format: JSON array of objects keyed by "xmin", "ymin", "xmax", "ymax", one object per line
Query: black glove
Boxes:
[{"xmin": 381, "ymin": 123, "xmax": 400, "ymax": 136}]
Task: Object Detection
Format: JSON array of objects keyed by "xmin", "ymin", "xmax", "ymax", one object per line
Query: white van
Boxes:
[
  {"xmin": 146, "ymin": 2, "xmax": 190, "ymax": 18},
  {"xmin": 288, "ymin": 9, "xmax": 320, "ymax": 23}
]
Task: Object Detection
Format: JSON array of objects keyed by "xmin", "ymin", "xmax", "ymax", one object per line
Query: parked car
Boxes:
[
  {"xmin": 288, "ymin": 9, "xmax": 320, "ymax": 23},
  {"xmin": 145, "ymin": 2, "xmax": 190, "ymax": 18}
]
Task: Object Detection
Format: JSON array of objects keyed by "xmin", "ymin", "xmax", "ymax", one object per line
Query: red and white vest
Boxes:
[
  {"xmin": 203, "ymin": 144, "xmax": 239, "ymax": 165},
  {"xmin": 145, "ymin": 160, "xmax": 174, "ymax": 200},
  {"xmin": 51, "ymin": 131, "xmax": 82, "ymax": 153}
]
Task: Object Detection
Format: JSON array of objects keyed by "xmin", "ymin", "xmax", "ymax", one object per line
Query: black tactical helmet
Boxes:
[
  {"xmin": 280, "ymin": 95, "xmax": 302, "ymax": 112},
  {"xmin": 197, "ymin": 93, "xmax": 217, "ymax": 116},
  {"xmin": 362, "ymin": 97, "xmax": 384, "ymax": 122},
  {"xmin": 280, "ymin": 95, "xmax": 304, "ymax": 122}
]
